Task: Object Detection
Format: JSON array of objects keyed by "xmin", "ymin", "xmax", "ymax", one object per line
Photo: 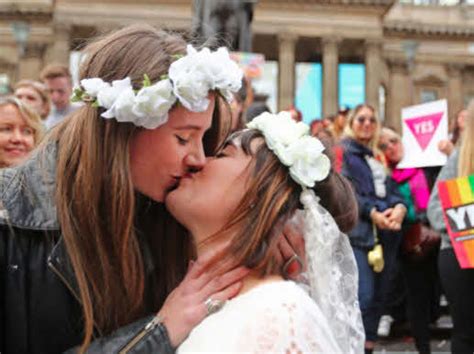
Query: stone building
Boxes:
[{"xmin": 1, "ymin": 0, "xmax": 474, "ymax": 130}]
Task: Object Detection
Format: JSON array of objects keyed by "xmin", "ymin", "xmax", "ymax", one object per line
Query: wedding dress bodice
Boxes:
[{"xmin": 178, "ymin": 280, "xmax": 342, "ymax": 353}]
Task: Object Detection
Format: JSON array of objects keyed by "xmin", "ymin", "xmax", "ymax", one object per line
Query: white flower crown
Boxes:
[
  {"xmin": 246, "ymin": 112, "xmax": 331, "ymax": 188},
  {"xmin": 72, "ymin": 45, "xmax": 243, "ymax": 129}
]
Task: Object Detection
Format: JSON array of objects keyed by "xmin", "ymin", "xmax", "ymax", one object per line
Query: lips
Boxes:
[
  {"xmin": 166, "ymin": 176, "xmax": 182, "ymax": 194},
  {"xmin": 4, "ymin": 147, "xmax": 27, "ymax": 157}
]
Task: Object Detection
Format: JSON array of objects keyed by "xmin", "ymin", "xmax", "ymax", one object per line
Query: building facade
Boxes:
[{"xmin": 2, "ymin": 0, "xmax": 474, "ymax": 129}]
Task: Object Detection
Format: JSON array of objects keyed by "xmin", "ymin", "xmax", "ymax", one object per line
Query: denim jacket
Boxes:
[
  {"xmin": 0, "ymin": 144, "xmax": 173, "ymax": 354},
  {"xmin": 341, "ymin": 138, "xmax": 405, "ymax": 249}
]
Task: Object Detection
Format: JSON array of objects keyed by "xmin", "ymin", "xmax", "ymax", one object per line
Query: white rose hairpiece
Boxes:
[
  {"xmin": 246, "ymin": 111, "xmax": 331, "ymax": 188},
  {"xmin": 72, "ymin": 45, "xmax": 243, "ymax": 129}
]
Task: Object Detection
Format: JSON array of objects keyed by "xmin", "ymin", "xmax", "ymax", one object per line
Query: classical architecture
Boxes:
[{"xmin": 2, "ymin": 0, "xmax": 474, "ymax": 130}]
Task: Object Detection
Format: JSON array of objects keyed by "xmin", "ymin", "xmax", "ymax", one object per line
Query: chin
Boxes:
[{"xmin": 165, "ymin": 191, "xmax": 190, "ymax": 227}]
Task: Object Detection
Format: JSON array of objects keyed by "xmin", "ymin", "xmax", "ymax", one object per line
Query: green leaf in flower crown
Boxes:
[
  {"xmin": 171, "ymin": 54, "xmax": 184, "ymax": 60},
  {"xmin": 160, "ymin": 74, "xmax": 169, "ymax": 81},
  {"xmin": 70, "ymin": 87, "xmax": 84, "ymax": 103},
  {"xmin": 91, "ymin": 100, "xmax": 99, "ymax": 108},
  {"xmin": 142, "ymin": 74, "xmax": 152, "ymax": 88}
]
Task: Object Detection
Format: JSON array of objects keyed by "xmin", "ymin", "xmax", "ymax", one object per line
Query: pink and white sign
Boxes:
[{"xmin": 397, "ymin": 99, "xmax": 448, "ymax": 169}]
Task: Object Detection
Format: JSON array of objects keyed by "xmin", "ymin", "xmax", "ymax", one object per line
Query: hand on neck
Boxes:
[{"xmin": 191, "ymin": 228, "xmax": 283, "ymax": 298}]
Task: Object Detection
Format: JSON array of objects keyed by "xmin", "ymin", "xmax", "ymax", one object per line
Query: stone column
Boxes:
[
  {"xmin": 365, "ymin": 39, "xmax": 382, "ymax": 113},
  {"xmin": 387, "ymin": 59, "xmax": 410, "ymax": 133},
  {"xmin": 45, "ymin": 24, "xmax": 71, "ymax": 65},
  {"xmin": 277, "ymin": 32, "xmax": 297, "ymax": 111},
  {"xmin": 18, "ymin": 43, "xmax": 46, "ymax": 80},
  {"xmin": 322, "ymin": 37, "xmax": 339, "ymax": 118},
  {"xmin": 447, "ymin": 64, "xmax": 464, "ymax": 123}
]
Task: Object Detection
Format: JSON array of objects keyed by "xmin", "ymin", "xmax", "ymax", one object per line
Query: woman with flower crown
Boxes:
[
  {"xmin": 0, "ymin": 25, "xmax": 314, "ymax": 354},
  {"xmin": 162, "ymin": 111, "xmax": 365, "ymax": 353}
]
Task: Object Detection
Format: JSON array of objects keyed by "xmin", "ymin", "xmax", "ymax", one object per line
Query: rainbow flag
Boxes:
[{"xmin": 438, "ymin": 175, "xmax": 474, "ymax": 268}]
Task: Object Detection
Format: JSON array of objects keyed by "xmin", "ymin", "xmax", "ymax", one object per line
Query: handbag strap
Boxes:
[{"xmin": 372, "ymin": 221, "xmax": 380, "ymax": 245}]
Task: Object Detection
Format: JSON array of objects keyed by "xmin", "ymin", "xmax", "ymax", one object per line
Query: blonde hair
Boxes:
[
  {"xmin": 0, "ymin": 95, "xmax": 44, "ymax": 146},
  {"xmin": 45, "ymin": 25, "xmax": 230, "ymax": 351},
  {"xmin": 343, "ymin": 104, "xmax": 381, "ymax": 154},
  {"xmin": 14, "ymin": 79, "xmax": 51, "ymax": 119},
  {"xmin": 458, "ymin": 100, "xmax": 474, "ymax": 176}
]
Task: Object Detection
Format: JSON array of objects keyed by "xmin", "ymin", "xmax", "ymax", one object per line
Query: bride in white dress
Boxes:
[{"xmin": 166, "ymin": 112, "xmax": 365, "ymax": 353}]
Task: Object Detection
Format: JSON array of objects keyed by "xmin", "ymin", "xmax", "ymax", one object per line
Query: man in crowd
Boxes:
[{"xmin": 40, "ymin": 64, "xmax": 79, "ymax": 129}]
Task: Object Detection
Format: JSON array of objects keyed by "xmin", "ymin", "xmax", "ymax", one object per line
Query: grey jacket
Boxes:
[
  {"xmin": 427, "ymin": 150, "xmax": 459, "ymax": 250},
  {"xmin": 0, "ymin": 144, "xmax": 174, "ymax": 354}
]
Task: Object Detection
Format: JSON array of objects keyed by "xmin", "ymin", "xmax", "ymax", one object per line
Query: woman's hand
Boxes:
[
  {"xmin": 276, "ymin": 211, "xmax": 306, "ymax": 279},
  {"xmin": 158, "ymin": 242, "xmax": 249, "ymax": 347},
  {"xmin": 370, "ymin": 208, "xmax": 393, "ymax": 230},
  {"xmin": 438, "ymin": 139, "xmax": 454, "ymax": 156},
  {"xmin": 385, "ymin": 204, "xmax": 406, "ymax": 231}
]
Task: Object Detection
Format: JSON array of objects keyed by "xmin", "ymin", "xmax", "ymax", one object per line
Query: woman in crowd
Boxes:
[
  {"xmin": 340, "ymin": 104, "xmax": 407, "ymax": 354},
  {"xmin": 165, "ymin": 111, "xmax": 364, "ymax": 353},
  {"xmin": 0, "ymin": 96, "xmax": 44, "ymax": 168},
  {"xmin": 428, "ymin": 101, "xmax": 474, "ymax": 354},
  {"xmin": 438, "ymin": 108, "xmax": 467, "ymax": 156},
  {"xmin": 229, "ymin": 78, "xmax": 250, "ymax": 131},
  {"xmin": 328, "ymin": 107, "xmax": 349, "ymax": 142},
  {"xmin": 14, "ymin": 79, "xmax": 51, "ymax": 120},
  {"xmin": 1, "ymin": 25, "xmax": 256, "ymax": 354},
  {"xmin": 379, "ymin": 126, "xmax": 441, "ymax": 354}
]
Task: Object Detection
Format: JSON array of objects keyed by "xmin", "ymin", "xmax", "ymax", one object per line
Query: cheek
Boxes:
[
  {"xmin": 24, "ymin": 136, "xmax": 35, "ymax": 149},
  {"xmin": 0, "ymin": 136, "xmax": 7, "ymax": 148}
]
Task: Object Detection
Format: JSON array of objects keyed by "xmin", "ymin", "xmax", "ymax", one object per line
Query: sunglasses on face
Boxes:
[
  {"xmin": 355, "ymin": 115, "xmax": 377, "ymax": 125},
  {"xmin": 379, "ymin": 137, "xmax": 400, "ymax": 151}
]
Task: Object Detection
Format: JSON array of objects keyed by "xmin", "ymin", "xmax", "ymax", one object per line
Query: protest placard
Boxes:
[
  {"xmin": 438, "ymin": 175, "xmax": 474, "ymax": 269},
  {"xmin": 230, "ymin": 52, "xmax": 265, "ymax": 79},
  {"xmin": 397, "ymin": 99, "xmax": 448, "ymax": 169}
]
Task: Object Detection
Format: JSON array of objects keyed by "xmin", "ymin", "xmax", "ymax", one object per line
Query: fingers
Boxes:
[
  {"xmin": 375, "ymin": 215, "xmax": 391, "ymax": 230},
  {"xmin": 186, "ymin": 241, "xmax": 231, "ymax": 280},
  {"xmin": 277, "ymin": 232, "xmax": 295, "ymax": 261},
  {"xmin": 387, "ymin": 220, "xmax": 401, "ymax": 231},
  {"xmin": 283, "ymin": 220, "xmax": 305, "ymax": 259},
  {"xmin": 192, "ymin": 281, "xmax": 244, "ymax": 325},
  {"xmin": 210, "ymin": 281, "xmax": 243, "ymax": 302},
  {"xmin": 198, "ymin": 266, "xmax": 249, "ymax": 300}
]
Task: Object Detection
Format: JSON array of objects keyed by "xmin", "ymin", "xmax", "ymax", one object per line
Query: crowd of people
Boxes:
[
  {"xmin": 312, "ymin": 103, "xmax": 474, "ymax": 354},
  {"xmin": 0, "ymin": 23, "xmax": 473, "ymax": 354}
]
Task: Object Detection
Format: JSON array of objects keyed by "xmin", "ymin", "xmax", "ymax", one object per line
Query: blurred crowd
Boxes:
[
  {"xmin": 1, "ymin": 60, "xmax": 473, "ymax": 354},
  {"xmin": 311, "ymin": 104, "xmax": 473, "ymax": 354}
]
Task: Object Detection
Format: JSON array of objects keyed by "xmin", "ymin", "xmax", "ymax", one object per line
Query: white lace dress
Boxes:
[{"xmin": 177, "ymin": 280, "xmax": 342, "ymax": 353}]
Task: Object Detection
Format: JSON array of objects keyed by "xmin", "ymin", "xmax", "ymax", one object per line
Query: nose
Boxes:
[
  {"xmin": 186, "ymin": 144, "xmax": 207, "ymax": 171},
  {"xmin": 9, "ymin": 128, "xmax": 23, "ymax": 143}
]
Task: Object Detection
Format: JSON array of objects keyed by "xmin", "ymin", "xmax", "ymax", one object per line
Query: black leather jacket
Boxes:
[{"xmin": 0, "ymin": 146, "xmax": 174, "ymax": 354}]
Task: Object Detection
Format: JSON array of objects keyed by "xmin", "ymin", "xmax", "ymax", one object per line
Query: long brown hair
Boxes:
[
  {"xmin": 47, "ymin": 25, "xmax": 229, "ymax": 350},
  {"xmin": 458, "ymin": 100, "xmax": 474, "ymax": 176},
  {"xmin": 212, "ymin": 130, "xmax": 357, "ymax": 276}
]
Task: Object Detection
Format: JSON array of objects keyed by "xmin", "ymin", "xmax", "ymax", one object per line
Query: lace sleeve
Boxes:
[{"xmin": 234, "ymin": 284, "xmax": 342, "ymax": 354}]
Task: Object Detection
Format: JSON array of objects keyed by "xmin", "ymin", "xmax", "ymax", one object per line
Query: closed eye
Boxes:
[
  {"xmin": 215, "ymin": 152, "xmax": 227, "ymax": 158},
  {"xmin": 175, "ymin": 135, "xmax": 188, "ymax": 145}
]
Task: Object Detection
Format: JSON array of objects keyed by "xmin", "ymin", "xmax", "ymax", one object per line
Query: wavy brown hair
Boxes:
[
  {"xmin": 47, "ymin": 25, "xmax": 229, "ymax": 351},
  {"xmin": 210, "ymin": 130, "xmax": 358, "ymax": 276}
]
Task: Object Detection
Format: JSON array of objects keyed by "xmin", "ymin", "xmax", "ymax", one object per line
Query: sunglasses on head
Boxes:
[
  {"xmin": 379, "ymin": 137, "xmax": 400, "ymax": 151},
  {"xmin": 355, "ymin": 115, "xmax": 377, "ymax": 125}
]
